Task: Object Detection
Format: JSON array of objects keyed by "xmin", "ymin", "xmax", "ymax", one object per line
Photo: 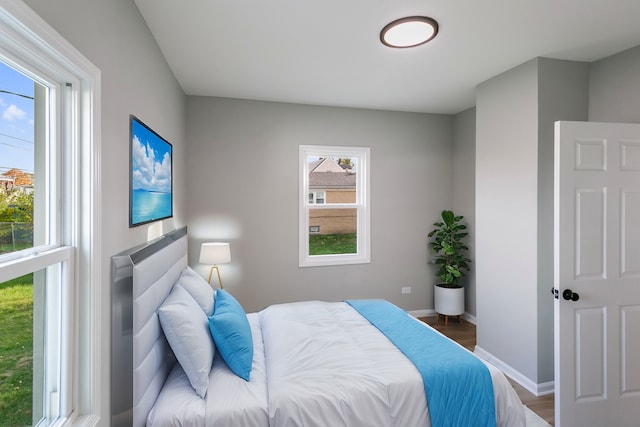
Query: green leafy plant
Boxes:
[{"xmin": 427, "ymin": 210, "xmax": 471, "ymax": 288}]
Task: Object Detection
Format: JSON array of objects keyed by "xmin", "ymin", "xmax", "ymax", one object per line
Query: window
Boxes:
[
  {"xmin": 299, "ymin": 145, "xmax": 370, "ymax": 267},
  {"xmin": 309, "ymin": 191, "xmax": 326, "ymax": 205},
  {"xmin": 0, "ymin": 3, "xmax": 100, "ymax": 426},
  {"xmin": 0, "ymin": 57, "xmax": 75, "ymax": 426}
]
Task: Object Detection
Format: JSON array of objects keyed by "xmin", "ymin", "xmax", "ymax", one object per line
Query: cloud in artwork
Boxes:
[
  {"xmin": 131, "ymin": 135, "xmax": 172, "ymax": 193},
  {"xmin": 3, "ymin": 104, "xmax": 26, "ymax": 121}
]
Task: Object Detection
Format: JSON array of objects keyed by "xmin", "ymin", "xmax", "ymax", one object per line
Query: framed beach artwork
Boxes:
[{"xmin": 129, "ymin": 115, "xmax": 173, "ymax": 227}]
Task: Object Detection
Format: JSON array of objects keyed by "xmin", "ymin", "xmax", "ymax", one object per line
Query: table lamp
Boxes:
[{"xmin": 199, "ymin": 242, "xmax": 231, "ymax": 289}]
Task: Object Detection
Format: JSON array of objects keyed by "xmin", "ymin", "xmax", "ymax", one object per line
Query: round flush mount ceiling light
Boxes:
[{"xmin": 380, "ymin": 16, "xmax": 439, "ymax": 48}]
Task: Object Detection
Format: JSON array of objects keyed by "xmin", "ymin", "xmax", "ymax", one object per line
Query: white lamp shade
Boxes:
[{"xmin": 199, "ymin": 242, "xmax": 231, "ymax": 265}]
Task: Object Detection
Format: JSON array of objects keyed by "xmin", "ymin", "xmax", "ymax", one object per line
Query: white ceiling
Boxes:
[{"xmin": 134, "ymin": 0, "xmax": 640, "ymax": 114}]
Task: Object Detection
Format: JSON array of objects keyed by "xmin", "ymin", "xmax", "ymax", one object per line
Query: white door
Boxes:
[{"xmin": 554, "ymin": 121, "xmax": 640, "ymax": 426}]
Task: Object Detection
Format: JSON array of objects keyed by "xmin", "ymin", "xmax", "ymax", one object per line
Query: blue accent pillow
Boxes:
[{"xmin": 208, "ymin": 289, "xmax": 253, "ymax": 381}]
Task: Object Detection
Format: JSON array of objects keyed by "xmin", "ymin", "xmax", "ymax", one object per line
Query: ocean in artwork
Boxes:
[{"xmin": 131, "ymin": 189, "xmax": 172, "ymax": 225}]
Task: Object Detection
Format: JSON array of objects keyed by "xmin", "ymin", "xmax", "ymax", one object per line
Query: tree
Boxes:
[
  {"xmin": 0, "ymin": 189, "xmax": 33, "ymax": 222},
  {"xmin": 0, "ymin": 190, "xmax": 8, "ymax": 222}
]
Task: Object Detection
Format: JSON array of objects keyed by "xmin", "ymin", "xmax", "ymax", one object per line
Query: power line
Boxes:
[
  {"xmin": 0, "ymin": 88, "xmax": 34, "ymax": 100},
  {"xmin": 0, "ymin": 133, "xmax": 33, "ymax": 144},
  {"xmin": 0, "ymin": 140, "xmax": 31, "ymax": 151}
]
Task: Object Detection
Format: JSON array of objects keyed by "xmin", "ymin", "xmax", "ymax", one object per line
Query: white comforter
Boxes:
[{"xmin": 149, "ymin": 301, "xmax": 525, "ymax": 426}]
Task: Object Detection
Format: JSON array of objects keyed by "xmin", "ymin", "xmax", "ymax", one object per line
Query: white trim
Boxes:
[
  {"xmin": 0, "ymin": 246, "xmax": 73, "ymax": 282},
  {"xmin": 462, "ymin": 312, "xmax": 476, "ymax": 324},
  {"xmin": 408, "ymin": 308, "xmax": 436, "ymax": 317},
  {"xmin": 0, "ymin": 2, "xmax": 102, "ymax": 425},
  {"xmin": 474, "ymin": 346, "xmax": 555, "ymax": 397},
  {"xmin": 408, "ymin": 309, "xmax": 477, "ymax": 324}
]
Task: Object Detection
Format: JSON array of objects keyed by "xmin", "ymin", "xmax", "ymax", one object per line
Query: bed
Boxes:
[{"xmin": 111, "ymin": 227, "xmax": 526, "ymax": 427}]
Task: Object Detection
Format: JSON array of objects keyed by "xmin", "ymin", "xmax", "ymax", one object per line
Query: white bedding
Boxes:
[
  {"xmin": 148, "ymin": 312, "xmax": 268, "ymax": 426},
  {"xmin": 262, "ymin": 301, "xmax": 429, "ymax": 427},
  {"xmin": 148, "ymin": 301, "xmax": 525, "ymax": 427}
]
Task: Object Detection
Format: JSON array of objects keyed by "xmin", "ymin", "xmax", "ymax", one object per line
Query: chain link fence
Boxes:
[{"xmin": 0, "ymin": 222, "xmax": 34, "ymax": 254}]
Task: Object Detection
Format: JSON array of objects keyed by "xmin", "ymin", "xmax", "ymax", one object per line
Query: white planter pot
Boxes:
[{"xmin": 434, "ymin": 284, "xmax": 465, "ymax": 316}]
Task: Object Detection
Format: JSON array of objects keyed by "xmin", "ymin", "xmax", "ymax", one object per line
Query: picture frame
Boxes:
[{"xmin": 129, "ymin": 114, "xmax": 173, "ymax": 227}]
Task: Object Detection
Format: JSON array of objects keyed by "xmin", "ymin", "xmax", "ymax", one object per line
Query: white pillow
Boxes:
[
  {"xmin": 158, "ymin": 284, "xmax": 215, "ymax": 398},
  {"xmin": 177, "ymin": 266, "xmax": 215, "ymax": 316}
]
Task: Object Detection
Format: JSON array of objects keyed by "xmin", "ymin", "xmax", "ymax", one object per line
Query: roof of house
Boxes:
[
  {"xmin": 310, "ymin": 157, "xmax": 345, "ymax": 173},
  {"xmin": 310, "ymin": 171, "xmax": 356, "ymax": 189},
  {"xmin": 309, "ymin": 157, "xmax": 356, "ymax": 189}
]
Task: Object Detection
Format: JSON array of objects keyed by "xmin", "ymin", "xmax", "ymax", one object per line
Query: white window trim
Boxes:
[
  {"xmin": 299, "ymin": 145, "xmax": 370, "ymax": 267},
  {"xmin": 0, "ymin": 2, "xmax": 102, "ymax": 426}
]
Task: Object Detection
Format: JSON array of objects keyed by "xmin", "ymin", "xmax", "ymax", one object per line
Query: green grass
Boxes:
[
  {"xmin": 309, "ymin": 233, "xmax": 357, "ymax": 255},
  {"xmin": 0, "ymin": 274, "xmax": 33, "ymax": 426}
]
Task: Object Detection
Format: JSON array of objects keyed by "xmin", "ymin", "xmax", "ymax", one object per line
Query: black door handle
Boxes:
[{"xmin": 562, "ymin": 289, "xmax": 579, "ymax": 302}]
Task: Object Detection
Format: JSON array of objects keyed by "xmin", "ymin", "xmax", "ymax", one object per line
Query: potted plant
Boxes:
[{"xmin": 427, "ymin": 210, "xmax": 471, "ymax": 319}]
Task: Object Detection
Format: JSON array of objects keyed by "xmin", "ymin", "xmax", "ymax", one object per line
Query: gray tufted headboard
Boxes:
[{"xmin": 111, "ymin": 226, "xmax": 188, "ymax": 427}]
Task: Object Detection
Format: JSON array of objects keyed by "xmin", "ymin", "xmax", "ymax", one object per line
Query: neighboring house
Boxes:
[
  {"xmin": 308, "ymin": 157, "xmax": 356, "ymax": 234},
  {"xmin": 0, "ymin": 177, "xmax": 13, "ymax": 192},
  {"xmin": 1, "ymin": 169, "xmax": 33, "ymax": 193}
]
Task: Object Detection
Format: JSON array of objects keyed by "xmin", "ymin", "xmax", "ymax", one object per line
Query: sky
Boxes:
[
  {"xmin": 1, "ymin": 60, "xmax": 173, "ymax": 193},
  {"xmin": 0, "ymin": 61, "xmax": 34, "ymax": 176},
  {"xmin": 131, "ymin": 118, "xmax": 172, "ymax": 193}
]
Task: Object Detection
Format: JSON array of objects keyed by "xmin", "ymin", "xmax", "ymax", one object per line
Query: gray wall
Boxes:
[
  {"xmin": 590, "ymin": 45, "xmax": 640, "ymax": 123},
  {"xmin": 476, "ymin": 59, "xmax": 541, "ymax": 381},
  {"xmin": 476, "ymin": 58, "xmax": 589, "ymax": 387},
  {"xmin": 452, "ymin": 107, "xmax": 477, "ymax": 317},
  {"xmin": 186, "ymin": 96, "xmax": 453, "ymax": 313},
  {"xmin": 23, "ymin": 0, "xmax": 187, "ymax": 423}
]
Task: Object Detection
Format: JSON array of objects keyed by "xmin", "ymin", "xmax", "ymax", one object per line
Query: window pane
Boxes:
[
  {"xmin": 0, "ymin": 265, "xmax": 62, "ymax": 426},
  {"xmin": 0, "ymin": 61, "xmax": 45, "ymax": 256},
  {"xmin": 307, "ymin": 155, "xmax": 358, "ymax": 255},
  {"xmin": 308, "ymin": 207, "xmax": 357, "ymax": 255},
  {"xmin": 308, "ymin": 157, "xmax": 357, "ymax": 205},
  {"xmin": 0, "ymin": 273, "xmax": 34, "ymax": 425}
]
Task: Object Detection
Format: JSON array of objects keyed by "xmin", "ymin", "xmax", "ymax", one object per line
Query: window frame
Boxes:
[
  {"xmin": 299, "ymin": 145, "xmax": 370, "ymax": 267},
  {"xmin": 0, "ymin": 2, "xmax": 101, "ymax": 426}
]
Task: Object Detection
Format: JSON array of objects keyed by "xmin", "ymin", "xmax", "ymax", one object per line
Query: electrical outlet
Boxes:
[{"xmin": 401, "ymin": 286, "xmax": 411, "ymax": 294}]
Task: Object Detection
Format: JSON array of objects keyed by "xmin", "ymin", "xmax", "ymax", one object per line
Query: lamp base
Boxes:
[{"xmin": 207, "ymin": 265, "xmax": 223, "ymax": 289}]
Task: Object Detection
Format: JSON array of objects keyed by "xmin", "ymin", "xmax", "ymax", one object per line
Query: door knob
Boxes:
[{"xmin": 562, "ymin": 289, "xmax": 579, "ymax": 302}]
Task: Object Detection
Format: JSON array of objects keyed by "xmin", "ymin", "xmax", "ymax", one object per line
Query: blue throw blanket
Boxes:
[{"xmin": 346, "ymin": 300, "xmax": 496, "ymax": 427}]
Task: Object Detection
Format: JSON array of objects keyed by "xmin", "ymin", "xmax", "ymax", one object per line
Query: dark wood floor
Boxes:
[{"xmin": 419, "ymin": 315, "xmax": 555, "ymax": 426}]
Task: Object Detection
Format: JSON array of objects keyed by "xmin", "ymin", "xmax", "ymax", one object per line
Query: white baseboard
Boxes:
[
  {"xmin": 535, "ymin": 380, "xmax": 555, "ymax": 396},
  {"xmin": 474, "ymin": 346, "xmax": 555, "ymax": 397},
  {"xmin": 462, "ymin": 312, "xmax": 476, "ymax": 324},
  {"xmin": 408, "ymin": 309, "xmax": 435, "ymax": 317},
  {"xmin": 408, "ymin": 309, "xmax": 477, "ymax": 324}
]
